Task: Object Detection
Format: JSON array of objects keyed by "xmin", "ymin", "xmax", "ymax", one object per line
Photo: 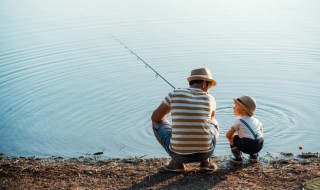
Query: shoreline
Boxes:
[{"xmin": 0, "ymin": 153, "xmax": 319, "ymax": 189}]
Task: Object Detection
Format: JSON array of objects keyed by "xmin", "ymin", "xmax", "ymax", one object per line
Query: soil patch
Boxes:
[{"xmin": 0, "ymin": 153, "xmax": 319, "ymax": 189}]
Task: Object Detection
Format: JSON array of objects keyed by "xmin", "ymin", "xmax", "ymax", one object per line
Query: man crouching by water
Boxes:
[{"xmin": 151, "ymin": 68, "xmax": 220, "ymax": 172}]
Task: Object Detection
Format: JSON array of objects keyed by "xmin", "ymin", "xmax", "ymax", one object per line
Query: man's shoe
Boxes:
[
  {"xmin": 200, "ymin": 161, "xmax": 218, "ymax": 172},
  {"xmin": 163, "ymin": 159, "xmax": 185, "ymax": 172},
  {"xmin": 249, "ymin": 154, "xmax": 258, "ymax": 163},
  {"xmin": 230, "ymin": 156, "xmax": 243, "ymax": 165}
]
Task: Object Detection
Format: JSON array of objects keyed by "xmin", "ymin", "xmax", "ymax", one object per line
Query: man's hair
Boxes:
[{"xmin": 189, "ymin": 80, "xmax": 210, "ymax": 86}]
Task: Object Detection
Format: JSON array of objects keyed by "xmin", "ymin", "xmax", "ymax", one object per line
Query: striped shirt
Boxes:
[{"xmin": 163, "ymin": 87, "xmax": 217, "ymax": 154}]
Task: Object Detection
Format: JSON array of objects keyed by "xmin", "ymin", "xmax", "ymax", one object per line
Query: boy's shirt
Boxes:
[{"xmin": 232, "ymin": 116, "xmax": 263, "ymax": 140}]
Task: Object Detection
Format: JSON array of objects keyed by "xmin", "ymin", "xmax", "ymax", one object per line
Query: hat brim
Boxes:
[
  {"xmin": 187, "ymin": 77, "xmax": 217, "ymax": 86},
  {"xmin": 233, "ymin": 98, "xmax": 254, "ymax": 116}
]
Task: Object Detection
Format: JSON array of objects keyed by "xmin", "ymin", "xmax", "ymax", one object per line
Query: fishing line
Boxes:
[{"xmin": 111, "ymin": 35, "xmax": 175, "ymax": 89}]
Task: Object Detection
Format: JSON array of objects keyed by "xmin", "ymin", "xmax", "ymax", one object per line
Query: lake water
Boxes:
[{"xmin": 0, "ymin": 0, "xmax": 319, "ymax": 158}]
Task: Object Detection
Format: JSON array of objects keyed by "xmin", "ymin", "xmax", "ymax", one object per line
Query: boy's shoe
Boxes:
[
  {"xmin": 231, "ymin": 147, "xmax": 241, "ymax": 159},
  {"xmin": 163, "ymin": 159, "xmax": 185, "ymax": 172},
  {"xmin": 230, "ymin": 156, "xmax": 243, "ymax": 165},
  {"xmin": 200, "ymin": 161, "xmax": 218, "ymax": 172},
  {"xmin": 249, "ymin": 154, "xmax": 258, "ymax": 163}
]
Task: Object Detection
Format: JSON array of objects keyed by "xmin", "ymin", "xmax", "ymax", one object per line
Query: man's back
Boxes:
[{"xmin": 163, "ymin": 88, "xmax": 216, "ymax": 154}]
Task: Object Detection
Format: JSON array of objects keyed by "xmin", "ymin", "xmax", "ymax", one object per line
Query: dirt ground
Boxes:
[{"xmin": 0, "ymin": 153, "xmax": 319, "ymax": 190}]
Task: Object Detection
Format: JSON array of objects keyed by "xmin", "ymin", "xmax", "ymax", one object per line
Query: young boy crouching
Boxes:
[{"xmin": 226, "ymin": 95, "xmax": 264, "ymax": 164}]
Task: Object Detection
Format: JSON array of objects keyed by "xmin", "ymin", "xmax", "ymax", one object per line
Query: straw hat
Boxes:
[
  {"xmin": 233, "ymin": 95, "xmax": 256, "ymax": 116},
  {"xmin": 187, "ymin": 68, "xmax": 217, "ymax": 86}
]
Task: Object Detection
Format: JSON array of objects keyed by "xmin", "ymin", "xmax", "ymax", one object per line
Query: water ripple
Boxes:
[{"xmin": 1, "ymin": 0, "xmax": 320, "ymax": 157}]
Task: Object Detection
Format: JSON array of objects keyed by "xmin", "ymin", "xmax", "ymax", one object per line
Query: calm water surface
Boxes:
[{"xmin": 1, "ymin": 0, "xmax": 319, "ymax": 158}]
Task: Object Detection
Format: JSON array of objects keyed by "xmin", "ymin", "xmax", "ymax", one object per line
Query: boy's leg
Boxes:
[
  {"xmin": 249, "ymin": 140, "xmax": 263, "ymax": 163},
  {"xmin": 231, "ymin": 144, "xmax": 241, "ymax": 157},
  {"xmin": 229, "ymin": 135, "xmax": 243, "ymax": 164},
  {"xmin": 234, "ymin": 137, "xmax": 263, "ymax": 163}
]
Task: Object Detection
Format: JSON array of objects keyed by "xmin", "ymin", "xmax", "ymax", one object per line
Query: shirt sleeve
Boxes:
[
  {"xmin": 209, "ymin": 95, "xmax": 217, "ymax": 111},
  {"xmin": 162, "ymin": 92, "xmax": 173, "ymax": 107},
  {"xmin": 232, "ymin": 119, "xmax": 241, "ymax": 131}
]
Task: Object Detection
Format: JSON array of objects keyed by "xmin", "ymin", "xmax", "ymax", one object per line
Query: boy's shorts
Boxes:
[
  {"xmin": 233, "ymin": 135, "xmax": 264, "ymax": 154},
  {"xmin": 153, "ymin": 121, "xmax": 218, "ymax": 163}
]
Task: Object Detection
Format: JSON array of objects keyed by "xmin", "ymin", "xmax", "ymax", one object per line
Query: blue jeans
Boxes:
[{"xmin": 152, "ymin": 121, "xmax": 218, "ymax": 163}]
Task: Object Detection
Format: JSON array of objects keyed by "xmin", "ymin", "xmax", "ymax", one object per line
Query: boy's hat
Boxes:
[
  {"xmin": 233, "ymin": 95, "xmax": 256, "ymax": 116},
  {"xmin": 187, "ymin": 68, "xmax": 217, "ymax": 86}
]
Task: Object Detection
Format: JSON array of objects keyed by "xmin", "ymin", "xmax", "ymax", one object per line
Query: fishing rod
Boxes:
[{"xmin": 111, "ymin": 35, "xmax": 176, "ymax": 89}]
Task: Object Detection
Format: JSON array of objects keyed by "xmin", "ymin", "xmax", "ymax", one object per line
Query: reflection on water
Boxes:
[{"xmin": 0, "ymin": 0, "xmax": 320, "ymax": 158}]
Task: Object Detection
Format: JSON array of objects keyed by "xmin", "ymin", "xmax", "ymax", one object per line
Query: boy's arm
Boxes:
[{"xmin": 226, "ymin": 127, "xmax": 236, "ymax": 141}]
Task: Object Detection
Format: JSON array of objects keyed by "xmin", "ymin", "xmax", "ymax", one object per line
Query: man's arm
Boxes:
[
  {"xmin": 151, "ymin": 102, "xmax": 171, "ymax": 122},
  {"xmin": 211, "ymin": 111, "xmax": 216, "ymax": 120}
]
